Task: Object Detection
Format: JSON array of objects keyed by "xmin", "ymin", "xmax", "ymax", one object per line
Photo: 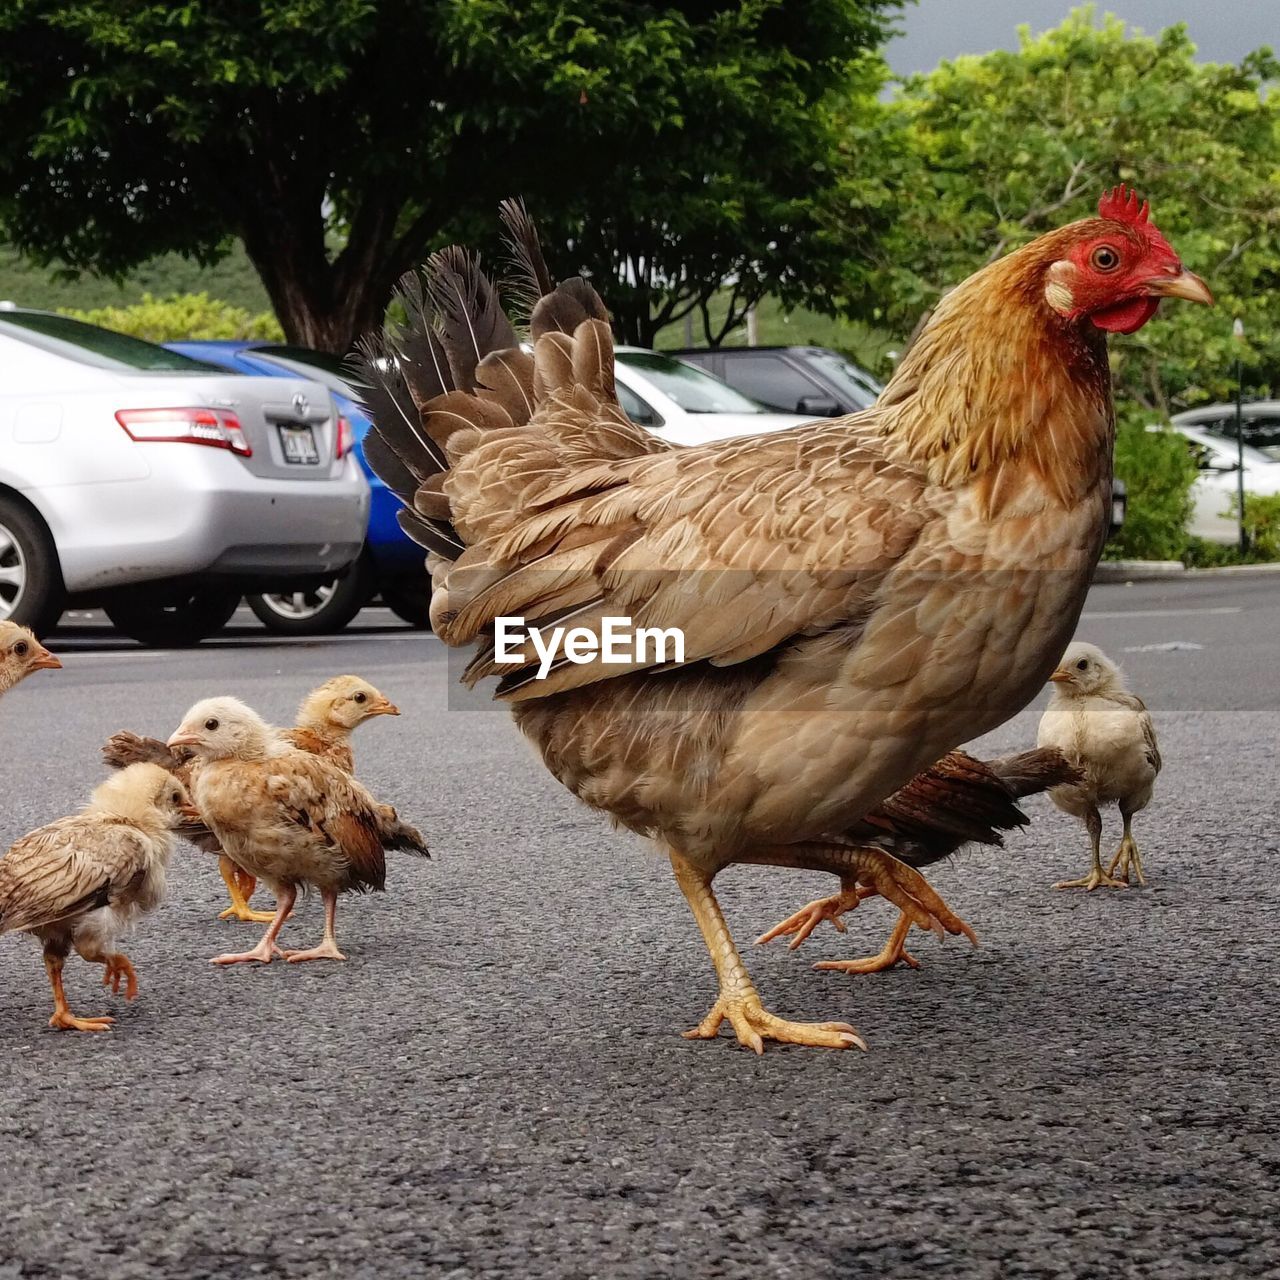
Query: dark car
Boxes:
[{"xmin": 671, "ymin": 345, "xmax": 883, "ymax": 417}]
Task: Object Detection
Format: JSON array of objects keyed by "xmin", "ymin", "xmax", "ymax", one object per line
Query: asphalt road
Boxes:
[{"xmin": 1, "ymin": 576, "xmax": 1277, "ymax": 1279}]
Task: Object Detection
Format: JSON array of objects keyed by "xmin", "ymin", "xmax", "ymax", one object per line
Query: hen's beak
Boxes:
[
  {"xmin": 366, "ymin": 699, "xmax": 400, "ymax": 717},
  {"xmin": 1146, "ymin": 269, "xmax": 1213, "ymax": 306},
  {"xmin": 167, "ymin": 731, "xmax": 201, "ymax": 749},
  {"xmin": 1048, "ymin": 669, "xmax": 1073, "ymax": 684},
  {"xmin": 30, "ymin": 648, "xmax": 62, "ymax": 671}
]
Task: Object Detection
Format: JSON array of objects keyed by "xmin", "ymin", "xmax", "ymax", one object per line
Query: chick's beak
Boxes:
[
  {"xmin": 178, "ymin": 803, "xmax": 204, "ymax": 825},
  {"xmin": 167, "ymin": 731, "xmax": 201, "ymax": 749},
  {"xmin": 367, "ymin": 699, "xmax": 400, "ymax": 717},
  {"xmin": 30, "ymin": 648, "xmax": 62, "ymax": 671},
  {"xmin": 1146, "ymin": 269, "xmax": 1213, "ymax": 306},
  {"xmin": 1048, "ymin": 669, "xmax": 1073, "ymax": 684}
]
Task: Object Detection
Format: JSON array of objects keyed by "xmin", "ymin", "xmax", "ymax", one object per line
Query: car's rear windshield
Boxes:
[
  {"xmin": 253, "ymin": 345, "xmax": 357, "ymax": 397},
  {"xmin": 0, "ymin": 311, "xmax": 223, "ymax": 372},
  {"xmin": 806, "ymin": 351, "xmax": 882, "ymax": 410},
  {"xmin": 617, "ymin": 351, "xmax": 766, "ymax": 414}
]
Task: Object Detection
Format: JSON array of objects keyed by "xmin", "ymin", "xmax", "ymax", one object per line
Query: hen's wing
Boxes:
[
  {"xmin": 102, "ymin": 731, "xmax": 191, "ymax": 781},
  {"xmin": 357, "ymin": 242, "xmax": 933, "ymax": 703},
  {"xmin": 0, "ymin": 816, "xmax": 150, "ymax": 935}
]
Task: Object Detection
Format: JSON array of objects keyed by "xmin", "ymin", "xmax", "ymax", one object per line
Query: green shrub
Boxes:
[
  {"xmin": 1229, "ymin": 491, "xmax": 1280, "ymax": 561},
  {"xmin": 58, "ymin": 292, "xmax": 282, "ymax": 342},
  {"xmin": 1105, "ymin": 407, "xmax": 1199, "ymax": 561}
]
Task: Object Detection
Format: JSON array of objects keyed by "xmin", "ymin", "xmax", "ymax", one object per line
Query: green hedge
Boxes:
[
  {"xmin": 58, "ymin": 292, "xmax": 282, "ymax": 342},
  {"xmin": 1106, "ymin": 407, "xmax": 1199, "ymax": 562}
]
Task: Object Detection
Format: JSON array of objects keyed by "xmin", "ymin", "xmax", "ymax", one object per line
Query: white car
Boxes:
[
  {"xmin": 1165, "ymin": 406, "xmax": 1280, "ymax": 543},
  {"xmin": 614, "ymin": 348, "xmax": 810, "ymax": 444},
  {"xmin": 0, "ymin": 308, "xmax": 369, "ymax": 644}
]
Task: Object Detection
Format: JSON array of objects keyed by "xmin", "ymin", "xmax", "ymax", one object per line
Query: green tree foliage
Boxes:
[
  {"xmin": 58, "ymin": 293, "xmax": 283, "ymax": 342},
  {"xmin": 0, "ymin": 0, "xmax": 900, "ymax": 352},
  {"xmin": 1106, "ymin": 410, "xmax": 1200, "ymax": 562},
  {"xmin": 836, "ymin": 8, "xmax": 1280, "ymax": 412}
]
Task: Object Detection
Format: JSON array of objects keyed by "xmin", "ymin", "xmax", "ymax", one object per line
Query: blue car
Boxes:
[{"xmin": 167, "ymin": 341, "xmax": 430, "ymax": 632}]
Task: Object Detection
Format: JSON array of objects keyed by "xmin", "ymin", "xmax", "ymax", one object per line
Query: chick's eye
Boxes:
[
  {"xmin": 1090, "ymin": 244, "xmax": 1121, "ymax": 272},
  {"xmin": 1076, "ymin": 658, "xmax": 1089, "ymax": 671},
  {"xmin": 354, "ymin": 692, "xmax": 367, "ymax": 704},
  {"xmin": 204, "ymin": 718, "xmax": 219, "ymax": 731},
  {"xmin": 14, "ymin": 642, "xmax": 28, "ymax": 657}
]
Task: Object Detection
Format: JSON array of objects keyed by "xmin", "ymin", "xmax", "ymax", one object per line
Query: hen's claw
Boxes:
[
  {"xmin": 210, "ymin": 940, "xmax": 286, "ymax": 966},
  {"xmin": 217, "ymin": 904, "xmax": 280, "ymax": 923},
  {"xmin": 49, "ymin": 1011, "xmax": 114, "ymax": 1033},
  {"xmin": 814, "ymin": 911, "xmax": 922, "ymax": 975},
  {"xmin": 101, "ymin": 954, "xmax": 139, "ymax": 1000},
  {"xmin": 284, "ymin": 941, "xmax": 347, "ymax": 963},
  {"xmin": 1054, "ymin": 868, "xmax": 1127, "ymax": 891},
  {"xmin": 756, "ymin": 886, "xmax": 873, "ymax": 950},
  {"xmin": 683, "ymin": 993, "xmax": 867, "ymax": 1053}
]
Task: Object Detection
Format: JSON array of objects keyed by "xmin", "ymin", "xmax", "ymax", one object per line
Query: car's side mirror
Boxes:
[{"xmin": 796, "ymin": 394, "xmax": 841, "ymax": 417}]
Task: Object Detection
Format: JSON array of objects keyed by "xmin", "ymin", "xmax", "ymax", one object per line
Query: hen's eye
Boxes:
[
  {"xmin": 354, "ymin": 692, "xmax": 367, "ymax": 704},
  {"xmin": 1090, "ymin": 245, "xmax": 1121, "ymax": 272},
  {"xmin": 204, "ymin": 718, "xmax": 220, "ymax": 731},
  {"xmin": 14, "ymin": 642, "xmax": 28, "ymax": 657},
  {"xmin": 1076, "ymin": 658, "xmax": 1089, "ymax": 671}
]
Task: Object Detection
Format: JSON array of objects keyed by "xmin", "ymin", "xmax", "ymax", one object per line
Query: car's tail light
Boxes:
[
  {"xmin": 335, "ymin": 414, "xmax": 354, "ymax": 459},
  {"xmin": 115, "ymin": 407, "xmax": 252, "ymax": 457}
]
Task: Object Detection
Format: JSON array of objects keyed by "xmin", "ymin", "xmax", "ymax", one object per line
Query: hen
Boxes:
[
  {"xmin": 1037, "ymin": 642, "xmax": 1161, "ymax": 889},
  {"xmin": 0, "ymin": 763, "xmax": 192, "ymax": 1032},
  {"xmin": 357, "ymin": 188, "xmax": 1209, "ymax": 1051},
  {"xmin": 0, "ymin": 621, "xmax": 62, "ymax": 696},
  {"xmin": 102, "ymin": 675, "xmax": 402, "ymax": 923},
  {"xmin": 757, "ymin": 747, "xmax": 1081, "ymax": 972},
  {"xmin": 166, "ymin": 697, "xmax": 428, "ymax": 965}
]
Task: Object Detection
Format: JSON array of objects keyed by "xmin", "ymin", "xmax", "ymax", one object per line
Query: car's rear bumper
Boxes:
[{"xmin": 29, "ymin": 448, "xmax": 369, "ymax": 593}]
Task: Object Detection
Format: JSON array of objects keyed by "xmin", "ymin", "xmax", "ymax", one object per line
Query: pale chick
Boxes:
[
  {"xmin": 166, "ymin": 696, "xmax": 428, "ymax": 966},
  {"xmin": 223, "ymin": 675, "xmax": 402, "ymax": 921},
  {"xmin": 0, "ymin": 763, "xmax": 193, "ymax": 1032},
  {"xmin": 1037, "ymin": 642, "xmax": 1161, "ymax": 890},
  {"xmin": 0, "ymin": 621, "xmax": 62, "ymax": 698}
]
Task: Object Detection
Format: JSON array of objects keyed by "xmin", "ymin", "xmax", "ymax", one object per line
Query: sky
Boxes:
[{"xmin": 885, "ymin": 1, "xmax": 1276, "ymax": 75}]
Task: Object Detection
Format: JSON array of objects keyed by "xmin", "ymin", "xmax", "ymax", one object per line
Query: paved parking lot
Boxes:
[{"xmin": 1, "ymin": 575, "xmax": 1277, "ymax": 1278}]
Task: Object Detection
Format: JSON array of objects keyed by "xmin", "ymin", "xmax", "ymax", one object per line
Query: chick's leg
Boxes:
[
  {"xmin": 217, "ymin": 854, "xmax": 277, "ymax": 924},
  {"xmin": 1106, "ymin": 810, "xmax": 1147, "ymax": 886},
  {"xmin": 671, "ymin": 850, "xmax": 865, "ymax": 1053},
  {"xmin": 1055, "ymin": 805, "xmax": 1127, "ymax": 891},
  {"xmin": 284, "ymin": 891, "xmax": 347, "ymax": 963},
  {"xmin": 44, "ymin": 951, "xmax": 113, "ymax": 1032},
  {"xmin": 76, "ymin": 938, "xmax": 139, "ymax": 1000},
  {"xmin": 211, "ymin": 885, "xmax": 296, "ymax": 965}
]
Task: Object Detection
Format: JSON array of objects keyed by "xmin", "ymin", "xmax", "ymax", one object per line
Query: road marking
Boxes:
[
  {"xmin": 54, "ymin": 631, "xmax": 440, "ymax": 658},
  {"xmin": 1080, "ymin": 606, "xmax": 1242, "ymax": 620}
]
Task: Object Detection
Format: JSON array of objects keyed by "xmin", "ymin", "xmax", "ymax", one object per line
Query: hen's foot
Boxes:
[
  {"xmin": 683, "ymin": 993, "xmax": 866, "ymax": 1053},
  {"xmin": 815, "ymin": 912, "xmax": 920, "ymax": 975},
  {"xmin": 756, "ymin": 886, "xmax": 876, "ymax": 950},
  {"xmin": 101, "ymin": 954, "xmax": 139, "ymax": 1000},
  {"xmin": 284, "ymin": 940, "xmax": 347, "ymax": 964},
  {"xmin": 857, "ymin": 852, "xmax": 979, "ymax": 949},
  {"xmin": 49, "ymin": 1010, "xmax": 114, "ymax": 1033},
  {"xmin": 217, "ymin": 904, "xmax": 280, "ymax": 923},
  {"xmin": 1106, "ymin": 836, "xmax": 1146, "ymax": 886},
  {"xmin": 1054, "ymin": 867, "xmax": 1127, "ymax": 891},
  {"xmin": 210, "ymin": 940, "xmax": 285, "ymax": 966}
]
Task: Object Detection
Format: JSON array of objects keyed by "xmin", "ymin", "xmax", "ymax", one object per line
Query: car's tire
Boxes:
[
  {"xmin": 104, "ymin": 587, "xmax": 242, "ymax": 648},
  {"xmin": 0, "ymin": 495, "xmax": 65, "ymax": 636},
  {"xmin": 245, "ymin": 551, "xmax": 374, "ymax": 636},
  {"xmin": 381, "ymin": 575, "xmax": 432, "ymax": 629}
]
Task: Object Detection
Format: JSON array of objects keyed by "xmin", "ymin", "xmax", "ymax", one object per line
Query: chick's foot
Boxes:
[
  {"xmin": 1054, "ymin": 867, "xmax": 1128, "ymax": 891},
  {"xmin": 1106, "ymin": 835, "xmax": 1146, "ymax": 886}
]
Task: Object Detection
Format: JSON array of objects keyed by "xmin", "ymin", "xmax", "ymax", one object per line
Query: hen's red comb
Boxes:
[{"xmin": 1098, "ymin": 185, "xmax": 1150, "ymax": 225}]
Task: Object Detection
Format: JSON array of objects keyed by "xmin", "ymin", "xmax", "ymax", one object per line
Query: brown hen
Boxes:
[{"xmin": 356, "ymin": 190, "xmax": 1209, "ymax": 1051}]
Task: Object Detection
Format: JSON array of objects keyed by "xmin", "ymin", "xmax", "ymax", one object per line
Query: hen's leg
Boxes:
[
  {"xmin": 44, "ymin": 950, "xmax": 113, "ymax": 1032},
  {"xmin": 1055, "ymin": 805, "xmax": 1126, "ymax": 891},
  {"xmin": 814, "ymin": 910, "xmax": 921, "ymax": 975},
  {"xmin": 284, "ymin": 891, "xmax": 347, "ymax": 963},
  {"xmin": 1106, "ymin": 810, "xmax": 1147, "ymax": 886},
  {"xmin": 217, "ymin": 854, "xmax": 277, "ymax": 924},
  {"xmin": 211, "ymin": 885, "xmax": 296, "ymax": 965},
  {"xmin": 671, "ymin": 850, "xmax": 865, "ymax": 1053}
]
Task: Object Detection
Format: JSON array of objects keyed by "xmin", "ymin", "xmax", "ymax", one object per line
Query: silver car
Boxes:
[{"xmin": 0, "ymin": 308, "xmax": 369, "ymax": 644}]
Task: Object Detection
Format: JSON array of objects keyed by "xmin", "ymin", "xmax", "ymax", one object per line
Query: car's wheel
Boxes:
[
  {"xmin": 104, "ymin": 587, "xmax": 242, "ymax": 648},
  {"xmin": 381, "ymin": 575, "xmax": 432, "ymax": 629},
  {"xmin": 0, "ymin": 496, "xmax": 65, "ymax": 636},
  {"xmin": 246, "ymin": 551, "xmax": 374, "ymax": 636}
]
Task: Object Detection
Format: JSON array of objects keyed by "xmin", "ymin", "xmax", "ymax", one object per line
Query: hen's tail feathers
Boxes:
[
  {"xmin": 379, "ymin": 807, "xmax": 431, "ymax": 859},
  {"xmin": 102, "ymin": 731, "xmax": 184, "ymax": 774}
]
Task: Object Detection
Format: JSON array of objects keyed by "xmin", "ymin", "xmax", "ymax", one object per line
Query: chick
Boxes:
[
  {"xmin": 0, "ymin": 764, "xmax": 192, "ymax": 1031},
  {"xmin": 223, "ymin": 676, "xmax": 402, "ymax": 920},
  {"xmin": 0, "ymin": 621, "xmax": 61, "ymax": 697},
  {"xmin": 1037, "ymin": 642, "xmax": 1162, "ymax": 890},
  {"xmin": 101, "ymin": 675, "xmax": 402, "ymax": 924},
  {"xmin": 166, "ymin": 697, "xmax": 428, "ymax": 965}
]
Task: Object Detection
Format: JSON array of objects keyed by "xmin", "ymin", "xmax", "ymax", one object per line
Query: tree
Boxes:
[
  {"xmin": 831, "ymin": 7, "xmax": 1280, "ymax": 410},
  {"xmin": 0, "ymin": 0, "xmax": 900, "ymax": 352}
]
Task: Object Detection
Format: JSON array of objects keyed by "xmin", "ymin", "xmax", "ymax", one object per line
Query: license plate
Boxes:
[{"xmin": 278, "ymin": 422, "xmax": 320, "ymax": 464}]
